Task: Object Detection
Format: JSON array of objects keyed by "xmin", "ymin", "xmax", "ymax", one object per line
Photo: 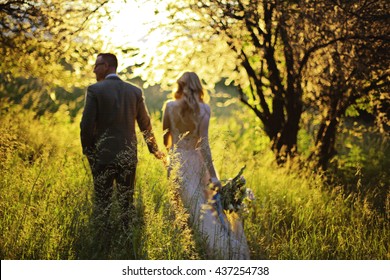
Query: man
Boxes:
[{"xmin": 80, "ymin": 53, "xmax": 163, "ymax": 230}]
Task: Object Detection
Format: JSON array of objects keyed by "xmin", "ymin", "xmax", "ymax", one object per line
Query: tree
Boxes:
[
  {"xmin": 138, "ymin": 0, "xmax": 389, "ymax": 169},
  {"xmin": 0, "ymin": 0, "xmax": 113, "ymax": 91},
  {"xmin": 302, "ymin": 0, "xmax": 390, "ymax": 169}
]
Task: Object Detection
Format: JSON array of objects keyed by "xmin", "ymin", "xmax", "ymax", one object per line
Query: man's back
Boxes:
[
  {"xmin": 80, "ymin": 76, "xmax": 154, "ymax": 165},
  {"xmin": 80, "ymin": 53, "xmax": 163, "ymax": 238}
]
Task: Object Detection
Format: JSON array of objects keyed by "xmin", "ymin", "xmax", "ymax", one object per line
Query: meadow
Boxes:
[{"xmin": 0, "ymin": 103, "xmax": 388, "ymax": 260}]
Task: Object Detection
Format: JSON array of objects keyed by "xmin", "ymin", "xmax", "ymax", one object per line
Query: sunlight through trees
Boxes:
[{"xmin": 137, "ymin": 0, "xmax": 389, "ymax": 169}]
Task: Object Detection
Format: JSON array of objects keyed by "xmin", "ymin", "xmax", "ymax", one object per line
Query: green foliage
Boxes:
[
  {"xmin": 0, "ymin": 0, "xmax": 113, "ymax": 90},
  {"xmin": 244, "ymin": 162, "xmax": 388, "ymax": 259},
  {"xmin": 0, "ymin": 105, "xmax": 90, "ymax": 259},
  {"xmin": 137, "ymin": 0, "xmax": 389, "ymax": 169},
  {"xmin": 0, "ymin": 105, "xmax": 388, "ymax": 260},
  {"xmin": 328, "ymin": 121, "xmax": 390, "ymax": 214},
  {"xmin": 0, "ymin": 0, "xmax": 150, "ymax": 101},
  {"xmin": 208, "ymin": 114, "xmax": 389, "ymax": 259},
  {"xmin": 0, "ymin": 75, "xmax": 85, "ymax": 119}
]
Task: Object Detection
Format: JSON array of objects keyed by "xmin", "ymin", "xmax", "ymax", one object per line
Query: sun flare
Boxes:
[{"xmin": 97, "ymin": 0, "xmax": 169, "ymax": 72}]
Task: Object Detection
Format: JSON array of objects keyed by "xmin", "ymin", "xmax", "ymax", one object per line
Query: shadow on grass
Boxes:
[{"xmin": 73, "ymin": 190, "xmax": 147, "ymax": 260}]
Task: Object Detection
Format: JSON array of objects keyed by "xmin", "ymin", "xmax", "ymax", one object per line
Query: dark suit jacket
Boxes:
[{"xmin": 80, "ymin": 76, "xmax": 158, "ymax": 166}]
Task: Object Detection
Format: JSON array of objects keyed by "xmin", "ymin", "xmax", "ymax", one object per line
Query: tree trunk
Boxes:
[
  {"xmin": 311, "ymin": 118, "xmax": 339, "ymax": 170},
  {"xmin": 271, "ymin": 99, "xmax": 302, "ymax": 164}
]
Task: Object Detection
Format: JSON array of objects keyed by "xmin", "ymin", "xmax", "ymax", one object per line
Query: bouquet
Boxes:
[{"xmin": 211, "ymin": 166, "xmax": 255, "ymax": 214}]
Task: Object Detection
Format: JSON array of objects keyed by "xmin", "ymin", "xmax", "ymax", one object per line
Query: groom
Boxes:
[{"xmin": 80, "ymin": 53, "xmax": 163, "ymax": 230}]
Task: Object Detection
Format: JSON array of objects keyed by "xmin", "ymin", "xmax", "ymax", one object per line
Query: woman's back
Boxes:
[
  {"xmin": 164, "ymin": 100, "xmax": 210, "ymax": 150},
  {"xmin": 162, "ymin": 72, "xmax": 250, "ymax": 259}
]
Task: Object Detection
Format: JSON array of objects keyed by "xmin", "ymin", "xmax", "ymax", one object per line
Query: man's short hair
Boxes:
[{"xmin": 98, "ymin": 53, "xmax": 118, "ymax": 69}]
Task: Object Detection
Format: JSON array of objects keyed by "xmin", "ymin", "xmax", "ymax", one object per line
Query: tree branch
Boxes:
[{"xmin": 298, "ymin": 35, "xmax": 390, "ymax": 78}]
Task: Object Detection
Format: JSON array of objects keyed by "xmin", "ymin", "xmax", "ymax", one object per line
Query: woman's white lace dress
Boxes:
[{"xmin": 163, "ymin": 100, "xmax": 250, "ymax": 259}]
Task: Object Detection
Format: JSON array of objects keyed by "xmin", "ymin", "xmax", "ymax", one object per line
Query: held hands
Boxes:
[
  {"xmin": 154, "ymin": 150, "xmax": 167, "ymax": 166},
  {"xmin": 154, "ymin": 150, "xmax": 165, "ymax": 160}
]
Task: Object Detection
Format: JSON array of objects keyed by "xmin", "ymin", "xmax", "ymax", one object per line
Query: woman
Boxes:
[{"xmin": 162, "ymin": 72, "xmax": 250, "ymax": 259}]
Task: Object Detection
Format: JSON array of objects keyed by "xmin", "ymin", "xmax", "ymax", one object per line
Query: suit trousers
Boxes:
[{"xmin": 91, "ymin": 160, "xmax": 137, "ymax": 230}]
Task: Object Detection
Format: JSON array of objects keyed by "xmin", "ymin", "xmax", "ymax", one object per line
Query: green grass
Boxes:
[{"xmin": 0, "ymin": 105, "xmax": 388, "ymax": 259}]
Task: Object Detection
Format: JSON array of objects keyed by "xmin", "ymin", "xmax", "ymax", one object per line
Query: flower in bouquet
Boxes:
[{"xmin": 210, "ymin": 166, "xmax": 255, "ymax": 214}]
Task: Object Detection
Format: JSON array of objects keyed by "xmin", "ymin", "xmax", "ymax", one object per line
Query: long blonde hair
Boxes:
[{"xmin": 174, "ymin": 72, "xmax": 205, "ymax": 125}]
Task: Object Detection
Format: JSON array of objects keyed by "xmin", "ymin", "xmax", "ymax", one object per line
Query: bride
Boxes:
[{"xmin": 162, "ymin": 72, "xmax": 250, "ymax": 259}]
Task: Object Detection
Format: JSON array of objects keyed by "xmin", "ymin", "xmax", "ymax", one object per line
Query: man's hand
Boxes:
[
  {"xmin": 154, "ymin": 150, "xmax": 167, "ymax": 166},
  {"xmin": 154, "ymin": 150, "xmax": 165, "ymax": 160}
]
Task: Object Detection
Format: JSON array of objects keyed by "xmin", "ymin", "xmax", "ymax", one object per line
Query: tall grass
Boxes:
[
  {"xmin": 0, "ymin": 105, "xmax": 388, "ymax": 259},
  {"xmin": 0, "ymin": 105, "xmax": 91, "ymax": 259}
]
